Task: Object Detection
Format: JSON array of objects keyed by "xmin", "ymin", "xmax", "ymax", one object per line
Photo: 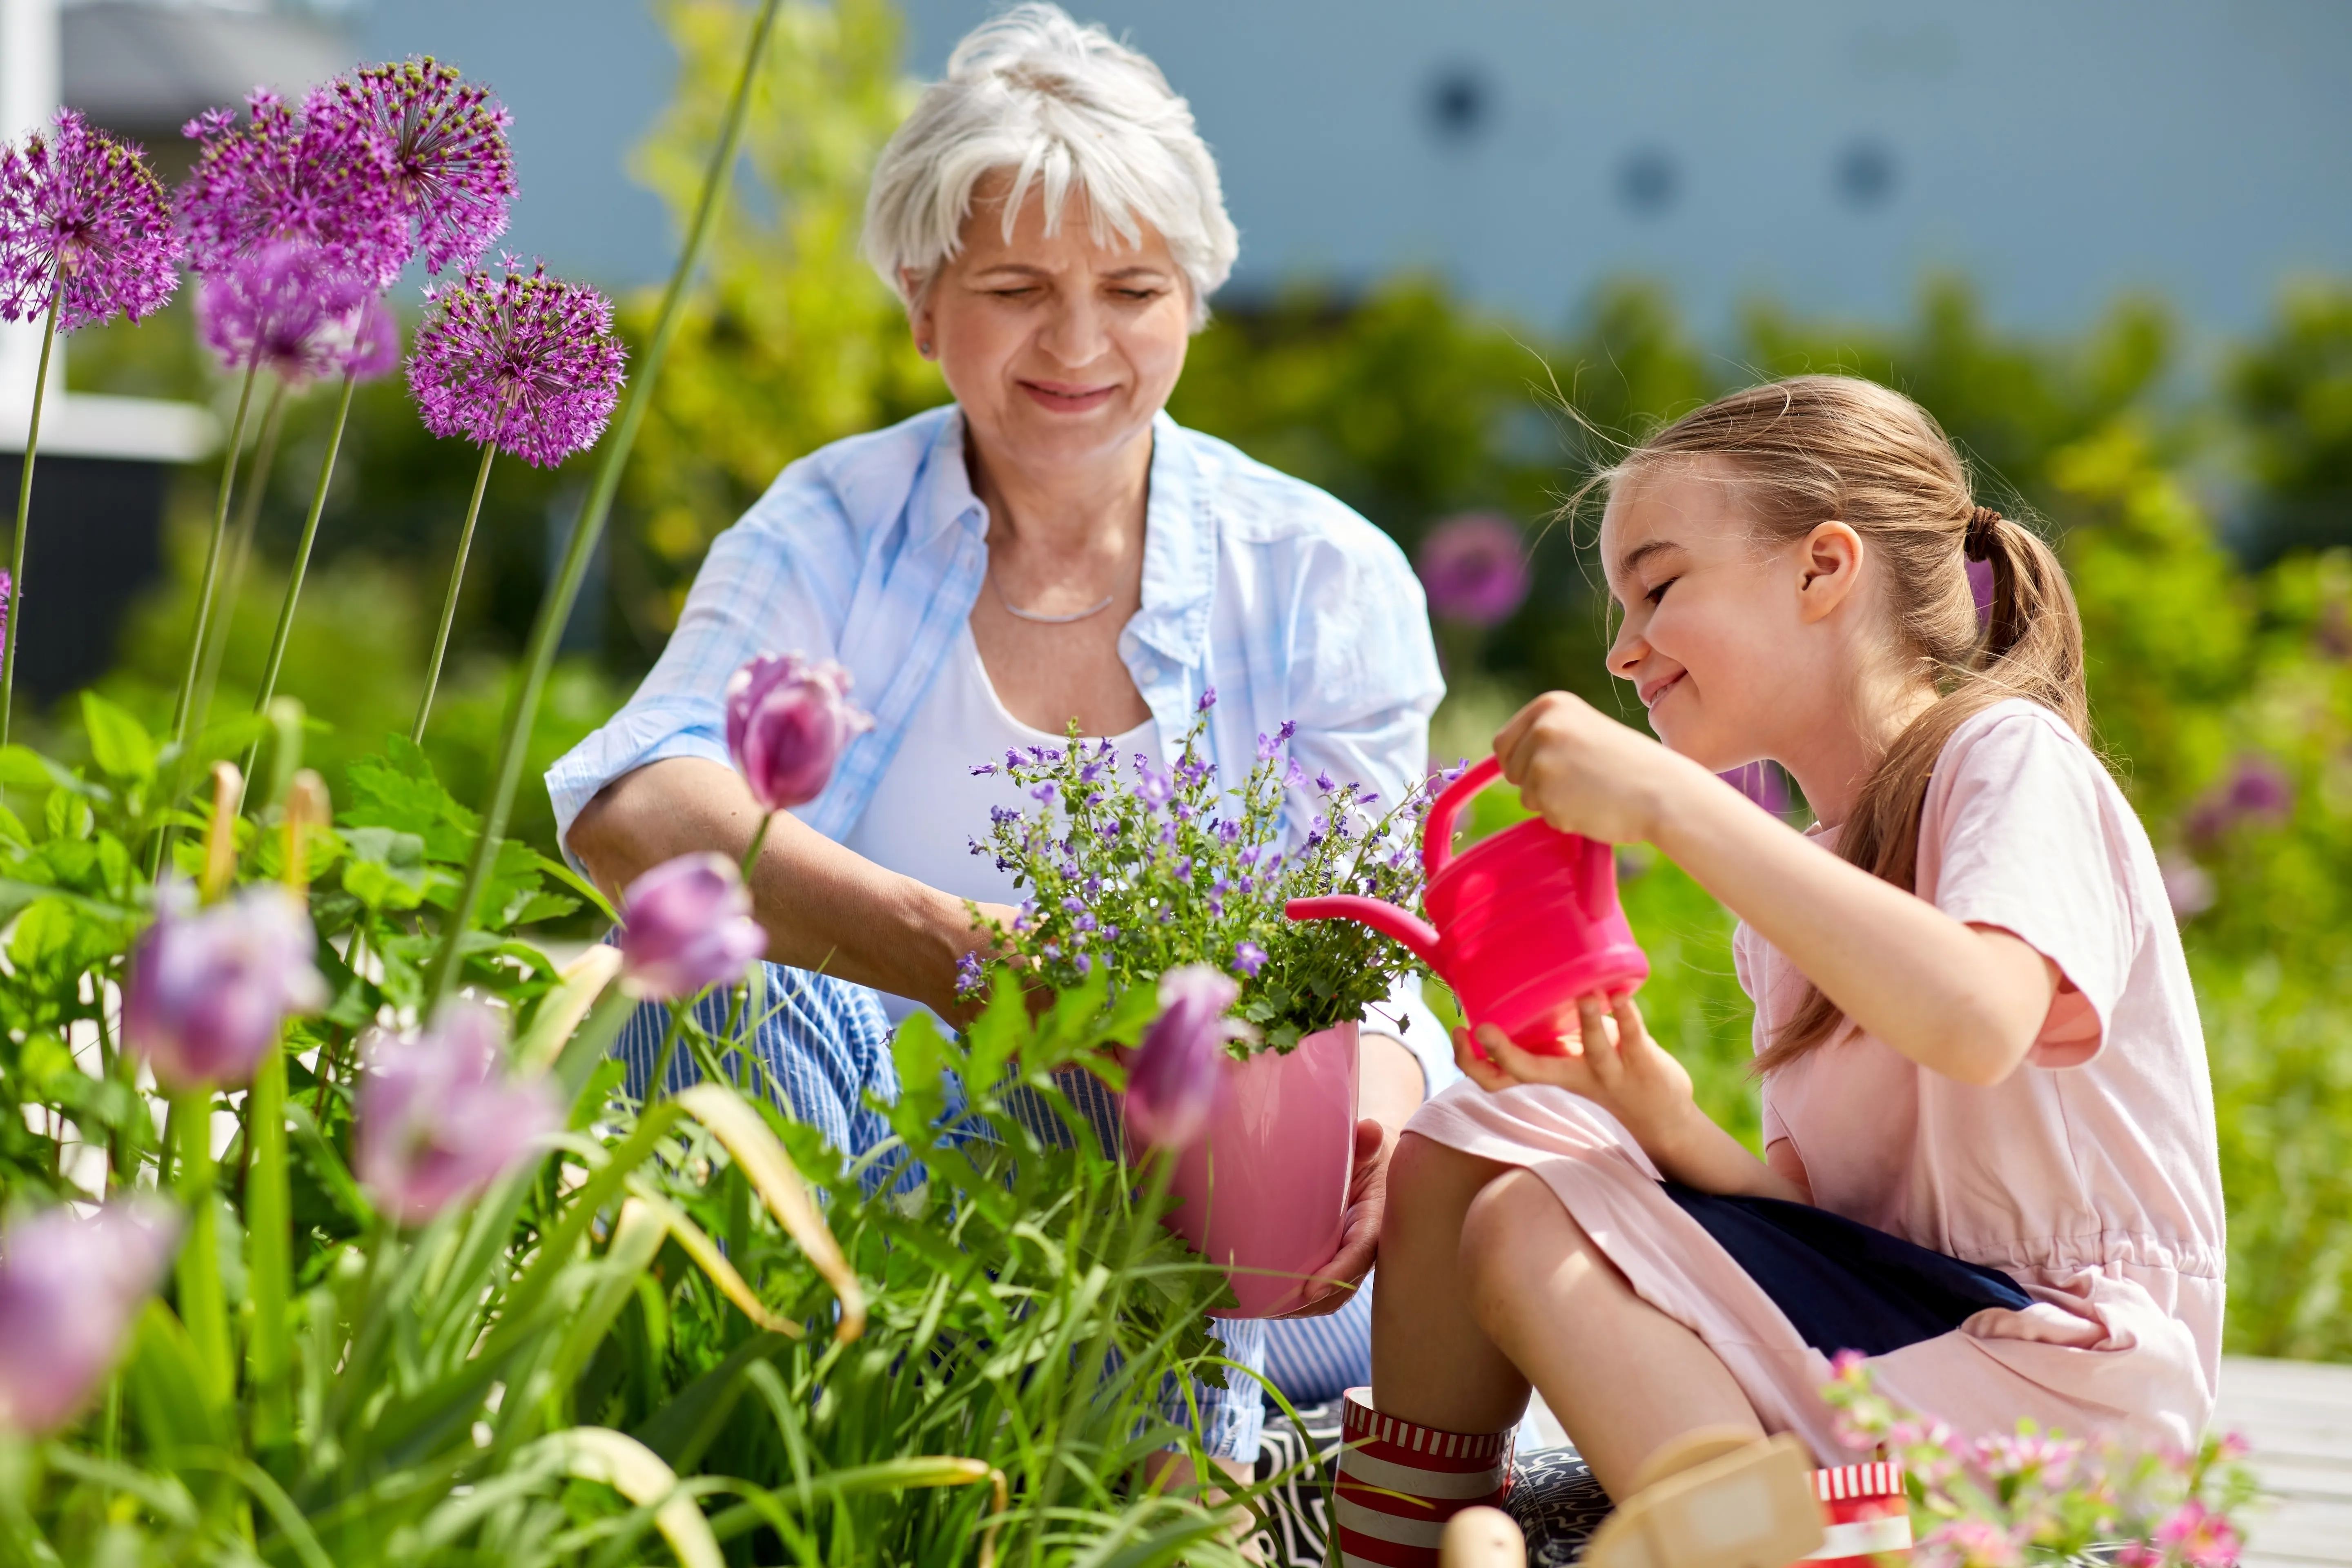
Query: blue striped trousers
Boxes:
[{"xmin": 612, "ymin": 960, "xmax": 1373, "ymax": 1463}]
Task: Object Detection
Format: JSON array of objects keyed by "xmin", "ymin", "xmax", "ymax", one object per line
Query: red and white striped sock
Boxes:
[{"xmin": 1334, "ymin": 1387, "xmax": 1516, "ymax": 1568}]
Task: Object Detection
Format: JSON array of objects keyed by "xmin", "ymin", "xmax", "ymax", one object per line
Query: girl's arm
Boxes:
[{"xmin": 1499, "ymin": 693, "xmax": 2061, "ymax": 1088}]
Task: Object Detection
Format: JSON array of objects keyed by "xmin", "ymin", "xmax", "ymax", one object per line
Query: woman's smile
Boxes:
[{"xmin": 1017, "ymin": 377, "xmax": 1119, "ymax": 413}]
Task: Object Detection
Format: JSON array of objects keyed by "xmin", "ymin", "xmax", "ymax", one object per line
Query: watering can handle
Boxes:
[{"xmin": 1423, "ymin": 755, "xmax": 1505, "ymax": 880}]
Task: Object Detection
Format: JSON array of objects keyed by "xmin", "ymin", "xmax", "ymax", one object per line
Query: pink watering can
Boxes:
[{"xmin": 1286, "ymin": 755, "xmax": 1648, "ymax": 1055}]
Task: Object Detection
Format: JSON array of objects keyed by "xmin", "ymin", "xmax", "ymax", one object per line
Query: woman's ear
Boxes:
[
  {"xmin": 1795, "ymin": 521, "xmax": 1865, "ymax": 624},
  {"xmin": 901, "ymin": 269, "xmax": 936, "ymax": 358}
]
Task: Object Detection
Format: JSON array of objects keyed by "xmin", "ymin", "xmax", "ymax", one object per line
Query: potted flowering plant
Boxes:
[{"xmin": 965, "ymin": 694, "xmax": 1447, "ymax": 1315}]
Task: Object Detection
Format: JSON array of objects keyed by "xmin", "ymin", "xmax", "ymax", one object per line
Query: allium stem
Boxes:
[
  {"xmin": 244, "ymin": 1045, "xmax": 292, "ymax": 1443},
  {"xmin": 191, "ymin": 378, "xmax": 287, "ymax": 740},
  {"xmin": 1, "ymin": 294, "xmax": 59, "ymax": 746},
  {"xmin": 242, "ymin": 368, "xmax": 356, "ymax": 791},
  {"xmin": 171, "ymin": 354, "xmax": 262, "ymax": 748},
  {"xmin": 422, "ymin": 0, "xmax": 786, "ymax": 1009},
  {"xmin": 412, "ymin": 438, "xmax": 496, "ymax": 743}
]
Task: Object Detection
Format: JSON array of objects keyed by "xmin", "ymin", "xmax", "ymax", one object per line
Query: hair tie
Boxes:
[{"xmin": 1964, "ymin": 506, "xmax": 2003, "ymax": 562}]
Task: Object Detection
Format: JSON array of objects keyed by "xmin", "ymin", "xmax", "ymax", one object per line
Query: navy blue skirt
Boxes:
[{"xmin": 1660, "ymin": 1183, "xmax": 2032, "ymax": 1359}]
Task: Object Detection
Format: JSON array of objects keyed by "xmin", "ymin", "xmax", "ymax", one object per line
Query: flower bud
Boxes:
[
  {"xmin": 724, "ymin": 653, "xmax": 874, "ymax": 811},
  {"xmin": 354, "ymin": 1001, "xmax": 560, "ymax": 1225},
  {"xmin": 125, "ymin": 881, "xmax": 327, "ymax": 1091},
  {"xmin": 0, "ymin": 1200, "xmax": 179, "ymax": 1434},
  {"xmin": 1125, "ymin": 964, "xmax": 1255, "ymax": 1151},
  {"xmin": 619, "ymin": 851, "xmax": 767, "ymax": 1000}
]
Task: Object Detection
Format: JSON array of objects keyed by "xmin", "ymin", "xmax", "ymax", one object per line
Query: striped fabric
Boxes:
[
  {"xmin": 1807, "ymin": 1460, "xmax": 1911, "ymax": 1565},
  {"xmin": 1334, "ymin": 1387, "xmax": 1515, "ymax": 1568}
]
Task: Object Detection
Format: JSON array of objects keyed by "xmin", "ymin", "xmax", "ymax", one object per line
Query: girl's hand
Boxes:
[
  {"xmin": 1494, "ymin": 691, "xmax": 1702, "ymax": 845},
  {"xmin": 1454, "ymin": 992, "xmax": 1706, "ymax": 1169}
]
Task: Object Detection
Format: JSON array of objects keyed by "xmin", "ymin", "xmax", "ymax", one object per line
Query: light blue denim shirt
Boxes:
[{"xmin": 546, "ymin": 404, "xmax": 1447, "ymax": 860}]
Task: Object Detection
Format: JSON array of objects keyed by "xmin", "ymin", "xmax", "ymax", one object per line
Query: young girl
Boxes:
[{"xmin": 1341, "ymin": 376, "xmax": 2224, "ymax": 1564}]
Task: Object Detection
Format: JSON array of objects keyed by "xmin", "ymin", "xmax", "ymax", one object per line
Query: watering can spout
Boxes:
[{"xmin": 1285, "ymin": 895, "xmax": 1446, "ymax": 974}]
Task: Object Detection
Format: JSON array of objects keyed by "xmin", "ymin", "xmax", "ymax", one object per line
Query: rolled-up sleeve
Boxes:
[{"xmin": 545, "ymin": 460, "xmax": 866, "ymax": 864}]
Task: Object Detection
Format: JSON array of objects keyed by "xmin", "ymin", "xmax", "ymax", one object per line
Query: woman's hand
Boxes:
[
  {"xmin": 1458, "ymin": 993, "xmax": 1806, "ymax": 1204},
  {"xmin": 1493, "ymin": 691, "xmax": 1705, "ymax": 846},
  {"xmin": 1274, "ymin": 1118, "xmax": 1390, "ymax": 1318}
]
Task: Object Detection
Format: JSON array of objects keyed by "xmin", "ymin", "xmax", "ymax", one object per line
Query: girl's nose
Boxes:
[{"xmin": 1606, "ymin": 620, "xmax": 1648, "ymax": 681}]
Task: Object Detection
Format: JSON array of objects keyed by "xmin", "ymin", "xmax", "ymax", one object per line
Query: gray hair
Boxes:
[{"xmin": 861, "ymin": 4, "xmax": 1238, "ymax": 330}]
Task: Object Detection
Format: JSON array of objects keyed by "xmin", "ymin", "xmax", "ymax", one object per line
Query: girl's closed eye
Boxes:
[{"xmin": 1645, "ymin": 577, "xmax": 1677, "ymax": 606}]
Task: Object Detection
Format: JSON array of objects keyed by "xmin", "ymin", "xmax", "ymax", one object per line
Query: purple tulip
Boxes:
[
  {"xmin": 1718, "ymin": 760, "xmax": 1791, "ymax": 816},
  {"xmin": 724, "ymin": 652, "xmax": 875, "ymax": 811},
  {"xmin": 0, "ymin": 1200, "xmax": 178, "ymax": 1434},
  {"xmin": 619, "ymin": 852, "xmax": 767, "ymax": 1000},
  {"xmin": 125, "ymin": 882, "xmax": 327, "ymax": 1092},
  {"xmin": 1416, "ymin": 513, "xmax": 1532, "ymax": 628},
  {"xmin": 1126, "ymin": 964, "xmax": 1252, "ymax": 1151},
  {"xmin": 353, "ymin": 1001, "xmax": 560, "ymax": 1226}
]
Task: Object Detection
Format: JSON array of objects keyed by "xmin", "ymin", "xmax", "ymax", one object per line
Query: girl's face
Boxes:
[
  {"xmin": 912, "ymin": 175, "xmax": 1192, "ymax": 479},
  {"xmin": 1600, "ymin": 463, "xmax": 1851, "ymax": 771}
]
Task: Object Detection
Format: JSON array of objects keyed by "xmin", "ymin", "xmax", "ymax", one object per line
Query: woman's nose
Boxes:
[{"xmin": 1037, "ymin": 290, "xmax": 1110, "ymax": 367}]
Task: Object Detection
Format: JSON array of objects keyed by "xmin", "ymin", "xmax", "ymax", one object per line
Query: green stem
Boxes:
[
  {"xmin": 245, "ymin": 1048, "xmax": 292, "ymax": 1445},
  {"xmin": 252, "ymin": 370, "xmax": 355, "ymax": 720},
  {"xmin": 172, "ymin": 1091, "xmax": 233, "ymax": 1408},
  {"xmin": 173, "ymin": 356, "xmax": 263, "ymax": 748},
  {"xmin": 1, "ymin": 295, "xmax": 59, "ymax": 747},
  {"xmin": 647, "ymin": 1001, "xmax": 688, "ymax": 1105},
  {"xmin": 739, "ymin": 807, "xmax": 776, "ymax": 882},
  {"xmin": 420, "ymin": 0, "xmax": 786, "ymax": 1010},
  {"xmin": 412, "ymin": 439, "xmax": 497, "ymax": 743},
  {"xmin": 192, "ymin": 379, "xmax": 287, "ymax": 744}
]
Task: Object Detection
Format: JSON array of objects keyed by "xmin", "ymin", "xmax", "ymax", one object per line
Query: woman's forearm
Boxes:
[
  {"xmin": 567, "ymin": 756, "xmax": 993, "ymax": 1017},
  {"xmin": 1643, "ymin": 757, "xmax": 2054, "ymax": 1086}
]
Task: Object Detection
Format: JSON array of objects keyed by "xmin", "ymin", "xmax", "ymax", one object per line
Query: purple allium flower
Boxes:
[
  {"xmin": 179, "ymin": 89, "xmax": 406, "ymax": 284},
  {"xmin": 1417, "ymin": 512, "xmax": 1532, "ymax": 628},
  {"xmin": 1718, "ymin": 760, "xmax": 1790, "ymax": 816},
  {"xmin": 310, "ymin": 58, "xmax": 515, "ymax": 276},
  {"xmin": 2159, "ymin": 853, "xmax": 2215, "ymax": 919},
  {"xmin": 2185, "ymin": 752, "xmax": 2294, "ymax": 845},
  {"xmin": 353, "ymin": 1000, "xmax": 560, "ymax": 1226},
  {"xmin": 1966, "ymin": 557, "xmax": 1996, "ymax": 626},
  {"xmin": 0, "ymin": 1200, "xmax": 179, "ymax": 1435},
  {"xmin": 1127, "ymin": 964, "xmax": 1253, "ymax": 1150},
  {"xmin": 125, "ymin": 882, "xmax": 328, "ymax": 1092},
  {"xmin": 195, "ymin": 238, "xmax": 372, "ymax": 383},
  {"xmin": 619, "ymin": 851, "xmax": 768, "ymax": 1000},
  {"xmin": 1234, "ymin": 940, "xmax": 1268, "ymax": 978},
  {"xmin": 406, "ymin": 259, "xmax": 627, "ymax": 468},
  {"xmin": 724, "ymin": 651, "xmax": 874, "ymax": 811},
  {"xmin": 339, "ymin": 292, "xmax": 402, "ymax": 379},
  {"xmin": 0, "ymin": 110, "xmax": 183, "ymax": 330}
]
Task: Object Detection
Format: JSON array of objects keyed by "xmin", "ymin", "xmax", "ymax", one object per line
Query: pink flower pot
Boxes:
[{"xmin": 1144, "ymin": 1020, "xmax": 1361, "ymax": 1319}]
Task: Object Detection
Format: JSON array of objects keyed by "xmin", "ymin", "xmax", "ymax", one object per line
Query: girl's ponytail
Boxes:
[{"xmin": 1600, "ymin": 376, "xmax": 2091, "ymax": 1072}]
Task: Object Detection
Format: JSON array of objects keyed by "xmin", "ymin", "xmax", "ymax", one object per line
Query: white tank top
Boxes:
[{"xmin": 842, "ymin": 624, "xmax": 1156, "ymax": 1015}]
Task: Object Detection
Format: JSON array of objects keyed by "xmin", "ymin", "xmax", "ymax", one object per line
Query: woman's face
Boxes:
[
  {"xmin": 911, "ymin": 176, "xmax": 1192, "ymax": 477},
  {"xmin": 1599, "ymin": 463, "xmax": 1850, "ymax": 771}
]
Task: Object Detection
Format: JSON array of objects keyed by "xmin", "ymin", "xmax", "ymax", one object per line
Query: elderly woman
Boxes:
[{"xmin": 548, "ymin": 4, "xmax": 1447, "ymax": 1474}]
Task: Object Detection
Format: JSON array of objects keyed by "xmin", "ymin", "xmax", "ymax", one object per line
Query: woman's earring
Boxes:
[{"xmin": 918, "ymin": 340, "xmax": 933, "ymax": 356}]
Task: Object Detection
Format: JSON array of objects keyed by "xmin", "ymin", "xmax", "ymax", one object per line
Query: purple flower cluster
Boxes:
[
  {"xmin": 1416, "ymin": 512, "xmax": 1532, "ymax": 628},
  {"xmin": 407, "ymin": 259, "xmax": 627, "ymax": 468},
  {"xmin": 179, "ymin": 89, "xmax": 407, "ymax": 285},
  {"xmin": 0, "ymin": 110, "xmax": 182, "ymax": 331},
  {"xmin": 310, "ymin": 57, "xmax": 516, "ymax": 277},
  {"xmin": 196, "ymin": 238, "xmax": 378, "ymax": 384}
]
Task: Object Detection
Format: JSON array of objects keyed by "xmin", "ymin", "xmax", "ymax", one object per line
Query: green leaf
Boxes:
[
  {"xmin": 80, "ymin": 691, "xmax": 157, "ymax": 780},
  {"xmin": 342, "ymin": 737, "xmax": 477, "ymax": 860},
  {"xmin": 125, "ymin": 1299, "xmax": 228, "ymax": 1455},
  {"xmin": 341, "ymin": 826, "xmax": 430, "ymax": 912},
  {"xmin": 503, "ymin": 889, "xmax": 581, "ymax": 927}
]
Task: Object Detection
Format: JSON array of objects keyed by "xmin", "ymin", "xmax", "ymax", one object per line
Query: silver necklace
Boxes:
[{"xmin": 989, "ymin": 564, "xmax": 1116, "ymax": 625}]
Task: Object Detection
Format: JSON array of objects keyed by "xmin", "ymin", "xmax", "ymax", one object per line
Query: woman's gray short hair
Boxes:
[{"xmin": 862, "ymin": 4, "xmax": 1238, "ymax": 330}]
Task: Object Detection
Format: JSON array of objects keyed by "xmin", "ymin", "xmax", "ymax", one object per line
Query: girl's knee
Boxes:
[{"xmin": 1458, "ymin": 1169, "xmax": 1607, "ymax": 1310}]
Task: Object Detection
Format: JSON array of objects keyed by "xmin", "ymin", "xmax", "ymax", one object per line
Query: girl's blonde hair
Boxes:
[{"xmin": 1605, "ymin": 375, "xmax": 2088, "ymax": 1071}]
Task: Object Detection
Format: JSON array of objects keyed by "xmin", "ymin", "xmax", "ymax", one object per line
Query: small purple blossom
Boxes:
[
  {"xmin": 619, "ymin": 852, "xmax": 768, "ymax": 1000},
  {"xmin": 407, "ymin": 259, "xmax": 627, "ymax": 468},
  {"xmin": 1416, "ymin": 512, "xmax": 1532, "ymax": 627},
  {"xmin": 179, "ymin": 89, "xmax": 406, "ymax": 284},
  {"xmin": 723, "ymin": 652, "xmax": 875, "ymax": 811},
  {"xmin": 354, "ymin": 1000, "xmax": 560, "ymax": 1226},
  {"xmin": 196, "ymin": 238, "xmax": 373, "ymax": 383},
  {"xmin": 0, "ymin": 1200, "xmax": 179, "ymax": 1435},
  {"xmin": 955, "ymin": 949, "xmax": 987, "ymax": 996},
  {"xmin": 0, "ymin": 110, "xmax": 183, "ymax": 330},
  {"xmin": 1074, "ymin": 953, "xmax": 1093, "ymax": 976},
  {"xmin": 310, "ymin": 58, "xmax": 515, "ymax": 276},
  {"xmin": 1234, "ymin": 941, "xmax": 1268, "ymax": 978},
  {"xmin": 125, "ymin": 881, "xmax": 328, "ymax": 1092},
  {"xmin": 1126, "ymin": 965, "xmax": 1252, "ymax": 1150},
  {"xmin": 1196, "ymin": 687, "xmax": 1216, "ymax": 712},
  {"xmin": 1315, "ymin": 770, "xmax": 1334, "ymax": 792}
]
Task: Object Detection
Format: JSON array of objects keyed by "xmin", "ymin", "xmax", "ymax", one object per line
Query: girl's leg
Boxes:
[
  {"xmin": 1459, "ymin": 1168, "xmax": 1762, "ymax": 1497},
  {"xmin": 1372, "ymin": 1131, "xmax": 1532, "ymax": 1432}
]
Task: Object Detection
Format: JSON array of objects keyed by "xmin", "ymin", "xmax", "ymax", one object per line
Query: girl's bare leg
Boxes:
[
  {"xmin": 1459, "ymin": 1168, "xmax": 1763, "ymax": 1497},
  {"xmin": 1372, "ymin": 1132, "xmax": 1533, "ymax": 1433}
]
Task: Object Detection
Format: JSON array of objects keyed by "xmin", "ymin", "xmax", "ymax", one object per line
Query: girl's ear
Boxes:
[{"xmin": 1795, "ymin": 521, "xmax": 1866, "ymax": 624}]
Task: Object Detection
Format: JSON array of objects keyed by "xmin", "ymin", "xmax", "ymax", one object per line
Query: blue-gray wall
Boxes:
[{"xmin": 356, "ymin": 0, "xmax": 2352, "ymax": 333}]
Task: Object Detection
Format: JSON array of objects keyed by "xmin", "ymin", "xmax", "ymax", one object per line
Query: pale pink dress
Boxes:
[{"xmin": 1406, "ymin": 699, "xmax": 2226, "ymax": 1460}]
